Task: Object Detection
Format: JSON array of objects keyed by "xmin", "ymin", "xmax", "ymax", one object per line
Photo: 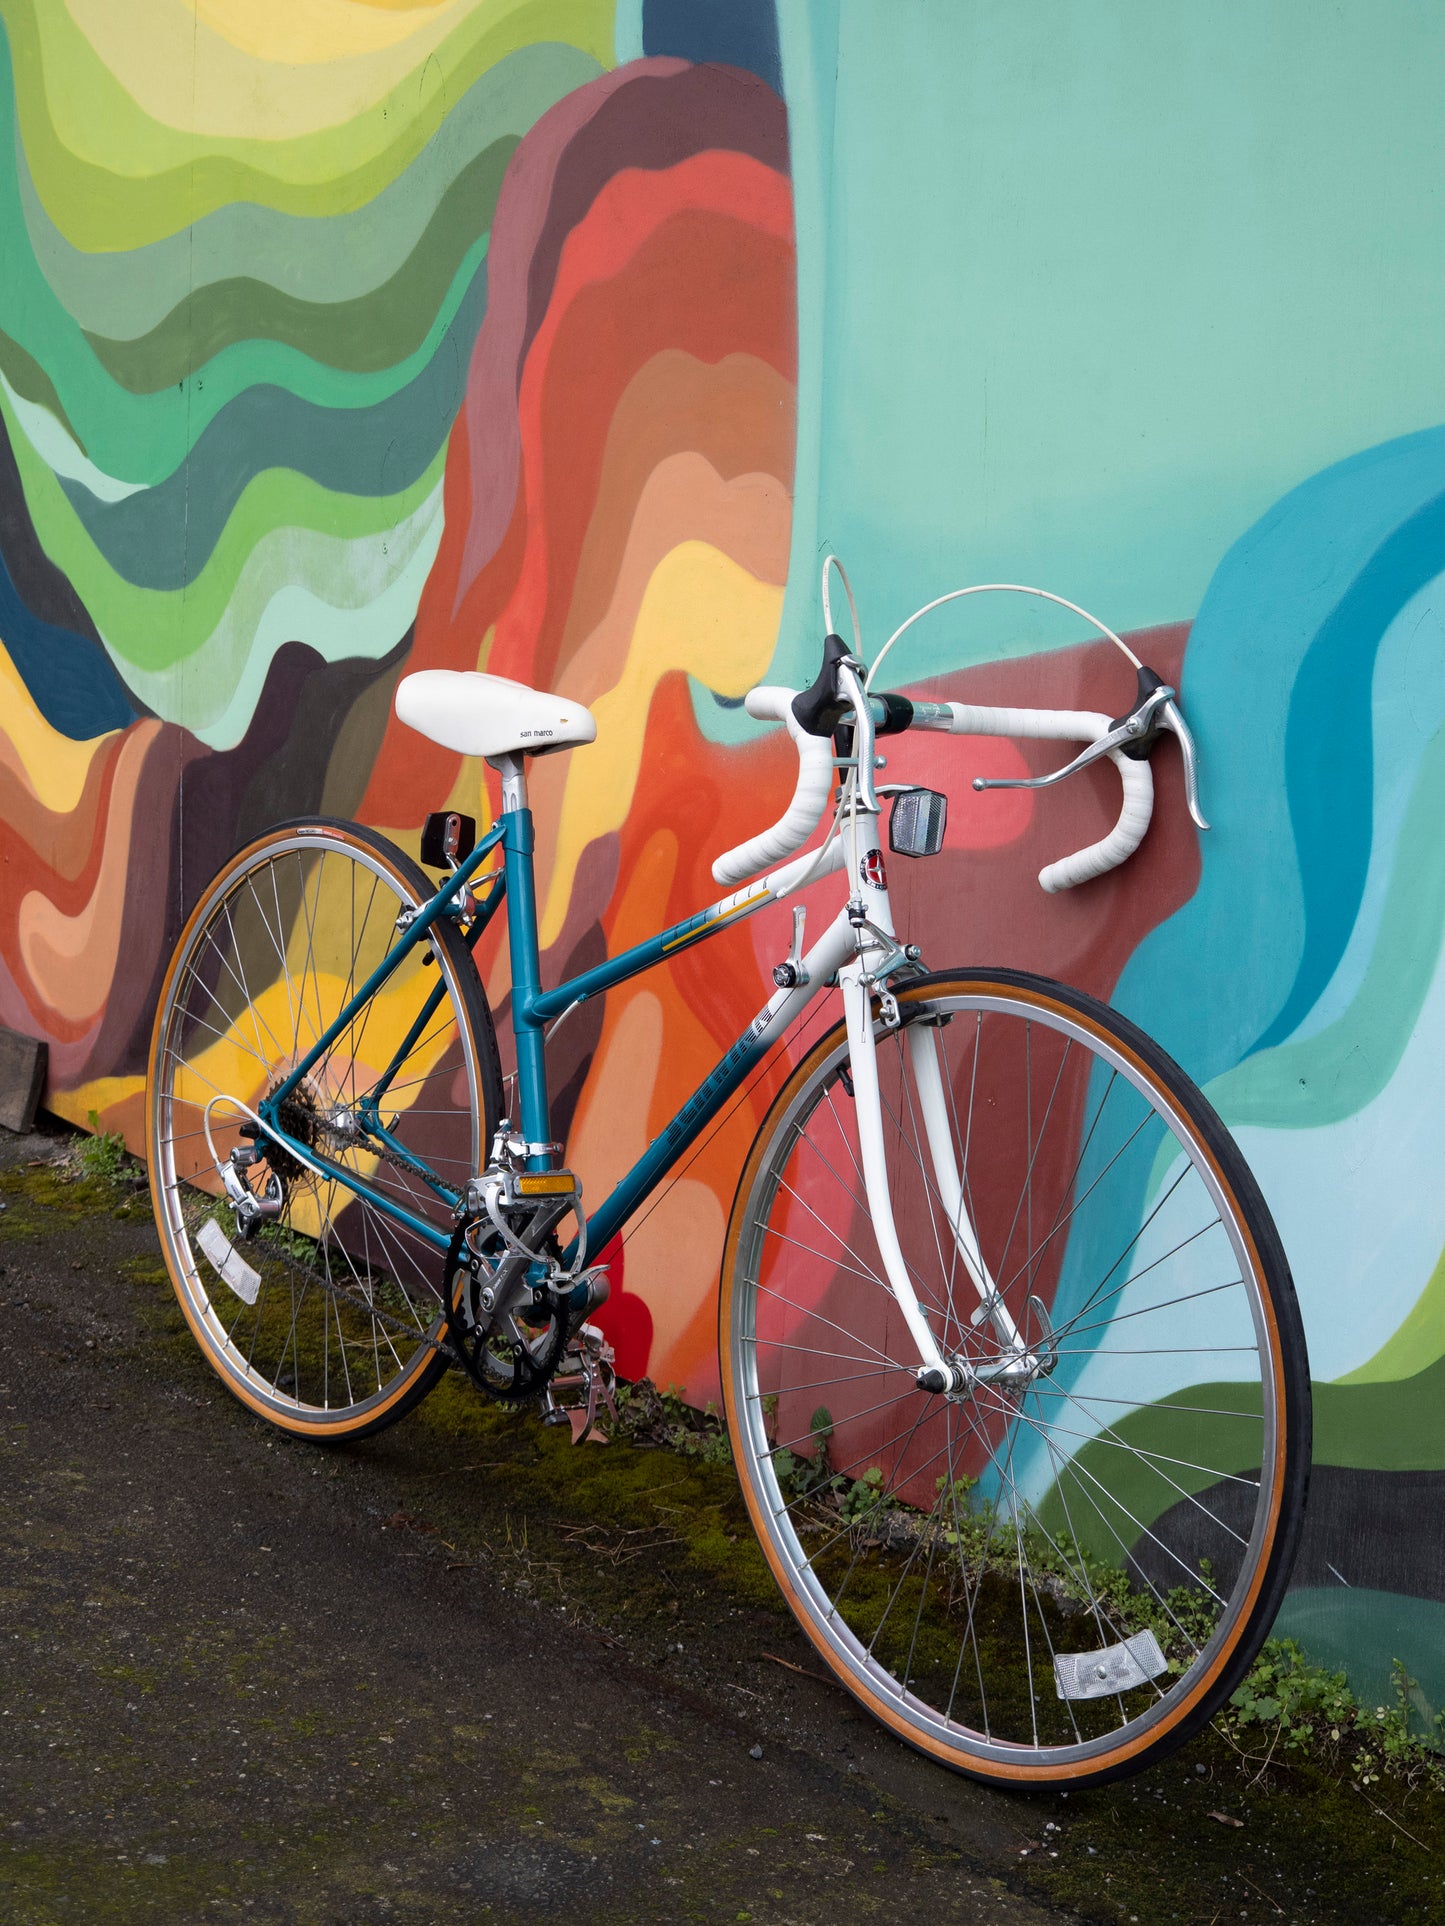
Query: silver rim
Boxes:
[
  {"xmin": 729, "ymin": 983, "xmax": 1286, "ymax": 1772},
  {"xmin": 150, "ymin": 830, "xmax": 485, "ymax": 1429}
]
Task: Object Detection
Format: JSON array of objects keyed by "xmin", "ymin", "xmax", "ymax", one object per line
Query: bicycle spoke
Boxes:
[
  {"xmin": 726, "ymin": 974, "xmax": 1304, "ymax": 1782},
  {"xmin": 150, "ymin": 827, "xmax": 492, "ymax": 1440}
]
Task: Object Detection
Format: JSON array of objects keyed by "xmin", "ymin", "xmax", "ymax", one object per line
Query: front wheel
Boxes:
[
  {"xmin": 720, "ymin": 969, "xmax": 1309, "ymax": 1787},
  {"xmin": 147, "ymin": 818, "xmax": 503, "ymax": 1440}
]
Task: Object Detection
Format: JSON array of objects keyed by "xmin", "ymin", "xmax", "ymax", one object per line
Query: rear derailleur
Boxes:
[{"xmin": 444, "ymin": 1118, "xmax": 611, "ymax": 1420}]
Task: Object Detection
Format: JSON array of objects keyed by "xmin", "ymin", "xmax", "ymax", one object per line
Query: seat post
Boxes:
[
  {"xmin": 490, "ymin": 753, "xmax": 551, "ymax": 1167},
  {"xmin": 493, "ymin": 752, "xmax": 528, "ymax": 818}
]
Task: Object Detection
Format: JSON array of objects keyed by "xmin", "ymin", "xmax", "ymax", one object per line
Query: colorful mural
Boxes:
[{"xmin": 3, "ymin": 2, "xmax": 1445, "ymax": 1712}]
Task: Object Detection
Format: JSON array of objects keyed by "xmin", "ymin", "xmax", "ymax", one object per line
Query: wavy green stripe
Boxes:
[
  {"xmin": 188, "ymin": 525, "xmax": 442, "ymax": 751},
  {"xmin": 59, "ymin": 253, "xmax": 485, "ymax": 587},
  {"xmin": 2, "ymin": 91, "xmax": 489, "ymax": 486},
  {"xmin": 18, "ymin": 41, "xmax": 593, "ymax": 340},
  {"xmin": 120, "ymin": 479, "xmax": 445, "ymax": 744},
  {"xmin": 1314, "ymin": 1354, "xmax": 1445, "ymax": 1470},
  {"xmin": 1, "ymin": 369, "xmax": 140, "ymax": 501},
  {"xmin": 1202, "ymin": 718, "xmax": 1445, "ymax": 1130},
  {"xmin": 1, "ymin": 378, "xmax": 445, "ymax": 672},
  {"xmin": 0, "ymin": 323, "xmax": 81, "ymax": 447},
  {"xmin": 83, "ymin": 137, "xmax": 515, "ymax": 392},
  {"xmin": 8, "ymin": 1, "xmax": 611, "ymax": 250},
  {"xmin": 1038, "ymin": 1352, "xmax": 1445, "ymax": 1560},
  {"xmin": 1034, "ymin": 1382, "xmax": 1263, "ymax": 1559}
]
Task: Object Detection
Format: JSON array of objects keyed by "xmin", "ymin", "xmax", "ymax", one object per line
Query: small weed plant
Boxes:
[
  {"xmin": 611, "ymin": 1379, "xmax": 732, "ymax": 1466},
  {"xmin": 80, "ymin": 1110, "xmax": 131, "ymax": 1185},
  {"xmin": 768, "ymin": 1407, "xmax": 901, "ymax": 1527},
  {"xmin": 1222, "ymin": 1638, "xmax": 1445, "ymax": 1790}
]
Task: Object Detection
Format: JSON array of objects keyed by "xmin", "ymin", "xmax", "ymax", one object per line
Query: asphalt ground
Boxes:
[
  {"xmin": 0, "ymin": 1121, "xmax": 1080, "ymax": 1926},
  {"xmin": 5, "ymin": 1121, "xmax": 1444, "ymax": 1926}
]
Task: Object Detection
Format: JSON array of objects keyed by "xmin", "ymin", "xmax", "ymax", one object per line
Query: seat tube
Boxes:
[{"xmin": 495, "ymin": 757, "xmax": 552, "ymax": 1170}]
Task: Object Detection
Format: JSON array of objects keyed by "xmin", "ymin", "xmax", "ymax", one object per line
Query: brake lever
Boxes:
[
  {"xmin": 1159, "ymin": 697, "xmax": 1209, "ymax": 831},
  {"xmin": 973, "ymin": 673, "xmax": 1210, "ymax": 832},
  {"xmin": 970, "ymin": 694, "xmax": 1169, "ymax": 796}
]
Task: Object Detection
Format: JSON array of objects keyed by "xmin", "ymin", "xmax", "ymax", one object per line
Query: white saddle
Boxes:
[{"xmin": 395, "ymin": 671, "xmax": 597, "ymax": 761}]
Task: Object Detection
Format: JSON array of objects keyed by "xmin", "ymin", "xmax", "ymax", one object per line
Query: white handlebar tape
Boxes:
[
  {"xmin": 945, "ymin": 703, "xmax": 1156, "ymax": 893},
  {"xmin": 712, "ymin": 686, "xmax": 835, "ymax": 887},
  {"xmin": 945, "ymin": 702, "xmax": 1111, "ymax": 743},
  {"xmin": 1039, "ymin": 754, "xmax": 1153, "ymax": 892}
]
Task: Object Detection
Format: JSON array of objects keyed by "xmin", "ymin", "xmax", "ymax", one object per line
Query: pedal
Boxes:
[
  {"xmin": 559, "ymin": 1266, "xmax": 610, "ymax": 1335},
  {"xmin": 463, "ymin": 1164, "xmax": 582, "ymax": 1255},
  {"xmin": 539, "ymin": 1322, "xmax": 618, "ymax": 1445}
]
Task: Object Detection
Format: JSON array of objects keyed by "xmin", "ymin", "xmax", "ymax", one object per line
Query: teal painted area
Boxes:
[
  {"xmin": 1111, "ymin": 427, "xmax": 1445, "ymax": 1083},
  {"xmin": 1275, "ymin": 1589, "xmax": 1445, "ymax": 1742},
  {"xmin": 749, "ymin": 0, "xmax": 1445, "ymax": 1702},
  {"xmin": 768, "ymin": 2, "xmax": 1445, "ymax": 698},
  {"xmin": 614, "ymin": 0, "xmax": 645, "ymax": 65},
  {"xmin": 1293, "ymin": 569, "xmax": 1445, "ymax": 1042},
  {"xmin": 1203, "ymin": 719, "xmax": 1445, "ymax": 1131},
  {"xmin": 1257, "ymin": 490, "xmax": 1445, "ymax": 1050},
  {"xmin": 1106, "ymin": 430, "xmax": 1445, "ymax": 1388}
]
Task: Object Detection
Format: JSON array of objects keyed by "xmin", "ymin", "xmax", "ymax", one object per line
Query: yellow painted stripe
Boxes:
[{"xmin": 660, "ymin": 890, "xmax": 769, "ymax": 954}]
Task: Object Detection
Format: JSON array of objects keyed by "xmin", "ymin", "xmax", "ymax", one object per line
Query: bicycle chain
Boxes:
[{"xmin": 294, "ymin": 1127, "xmax": 475, "ymax": 1359}]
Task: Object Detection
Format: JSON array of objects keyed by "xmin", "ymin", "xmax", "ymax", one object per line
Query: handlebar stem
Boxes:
[{"xmin": 836, "ymin": 660, "xmax": 881, "ymax": 815}]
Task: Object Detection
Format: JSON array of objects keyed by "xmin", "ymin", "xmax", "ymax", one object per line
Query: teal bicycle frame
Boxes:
[{"xmin": 258, "ymin": 777, "xmax": 830, "ymax": 1270}]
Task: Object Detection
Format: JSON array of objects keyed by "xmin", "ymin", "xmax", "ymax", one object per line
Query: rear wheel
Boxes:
[
  {"xmin": 720, "ymin": 969, "xmax": 1309, "ymax": 1787},
  {"xmin": 147, "ymin": 819, "xmax": 502, "ymax": 1440}
]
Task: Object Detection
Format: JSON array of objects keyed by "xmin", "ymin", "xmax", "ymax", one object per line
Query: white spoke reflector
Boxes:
[
  {"xmin": 197, "ymin": 1217, "xmax": 261, "ymax": 1307},
  {"xmin": 1054, "ymin": 1629, "xmax": 1168, "ymax": 1701}
]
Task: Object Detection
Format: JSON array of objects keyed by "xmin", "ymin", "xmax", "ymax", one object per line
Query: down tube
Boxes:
[
  {"xmin": 568, "ymin": 911, "xmax": 854, "ymax": 1266},
  {"xmin": 569, "ymin": 1013, "xmax": 775, "ymax": 1266}
]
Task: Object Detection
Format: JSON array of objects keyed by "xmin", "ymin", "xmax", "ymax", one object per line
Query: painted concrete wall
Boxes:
[{"xmin": 3, "ymin": 1, "xmax": 1444, "ymax": 1713}]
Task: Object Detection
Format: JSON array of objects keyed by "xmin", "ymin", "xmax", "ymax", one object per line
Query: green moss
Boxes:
[
  {"xmin": 0, "ymin": 1156, "xmax": 138, "ymax": 1220},
  {"xmin": 0, "ymin": 1846, "xmax": 224, "ymax": 1924},
  {"xmin": 408, "ymin": 1374, "xmax": 782, "ymax": 1622},
  {"xmin": 120, "ymin": 1257, "xmax": 171, "ymax": 1289}
]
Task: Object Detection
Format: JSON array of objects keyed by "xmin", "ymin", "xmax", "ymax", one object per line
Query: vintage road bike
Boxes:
[{"xmin": 146, "ymin": 559, "xmax": 1310, "ymax": 1788}]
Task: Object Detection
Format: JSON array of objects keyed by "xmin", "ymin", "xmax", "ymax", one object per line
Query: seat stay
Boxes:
[{"xmin": 265, "ymin": 818, "xmax": 506, "ymax": 1117}]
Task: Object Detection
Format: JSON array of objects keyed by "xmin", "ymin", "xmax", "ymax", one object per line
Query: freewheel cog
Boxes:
[{"xmin": 258, "ymin": 1074, "xmax": 325, "ymax": 1182}]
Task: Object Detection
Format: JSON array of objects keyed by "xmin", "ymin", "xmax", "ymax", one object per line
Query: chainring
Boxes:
[{"xmin": 443, "ymin": 1216, "xmax": 569, "ymax": 1402}]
